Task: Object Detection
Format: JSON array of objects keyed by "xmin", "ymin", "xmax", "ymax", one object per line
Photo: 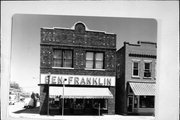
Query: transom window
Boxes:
[
  {"xmin": 86, "ymin": 52, "xmax": 104, "ymax": 69},
  {"xmin": 132, "ymin": 61, "xmax": 140, "ymax": 77},
  {"xmin": 144, "ymin": 62, "xmax": 152, "ymax": 77},
  {"xmin": 53, "ymin": 50, "xmax": 73, "ymax": 67}
]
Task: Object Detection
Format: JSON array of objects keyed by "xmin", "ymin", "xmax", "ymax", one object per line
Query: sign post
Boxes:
[
  {"xmin": 98, "ymin": 103, "xmax": 101, "ymax": 116},
  {"xmin": 62, "ymin": 78, "xmax": 67, "ymax": 116},
  {"xmin": 47, "ymin": 73, "xmax": 51, "ymax": 115}
]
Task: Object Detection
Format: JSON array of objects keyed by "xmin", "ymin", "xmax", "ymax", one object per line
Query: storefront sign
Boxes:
[{"xmin": 40, "ymin": 74, "xmax": 115, "ymax": 86}]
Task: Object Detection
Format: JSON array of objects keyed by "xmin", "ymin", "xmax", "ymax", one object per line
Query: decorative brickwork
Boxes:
[{"xmin": 39, "ymin": 22, "xmax": 116, "ymax": 115}]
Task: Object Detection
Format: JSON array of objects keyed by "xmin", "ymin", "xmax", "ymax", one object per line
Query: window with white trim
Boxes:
[
  {"xmin": 53, "ymin": 50, "xmax": 73, "ymax": 67},
  {"xmin": 144, "ymin": 62, "xmax": 152, "ymax": 78},
  {"xmin": 132, "ymin": 61, "xmax": 140, "ymax": 77},
  {"xmin": 86, "ymin": 52, "xmax": 104, "ymax": 69}
]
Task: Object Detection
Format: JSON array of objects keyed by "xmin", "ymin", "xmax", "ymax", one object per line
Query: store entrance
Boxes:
[
  {"xmin": 127, "ymin": 96, "xmax": 133, "ymax": 113},
  {"xmin": 49, "ymin": 97, "xmax": 108, "ymax": 115}
]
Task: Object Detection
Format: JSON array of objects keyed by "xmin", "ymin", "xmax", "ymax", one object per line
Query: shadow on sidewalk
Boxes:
[{"xmin": 13, "ymin": 107, "xmax": 39, "ymax": 114}]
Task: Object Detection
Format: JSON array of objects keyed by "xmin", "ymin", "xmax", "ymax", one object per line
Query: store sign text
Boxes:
[{"xmin": 40, "ymin": 74, "xmax": 115, "ymax": 86}]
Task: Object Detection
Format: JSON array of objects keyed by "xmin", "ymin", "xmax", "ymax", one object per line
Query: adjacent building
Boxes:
[
  {"xmin": 39, "ymin": 22, "xmax": 116, "ymax": 115},
  {"xmin": 116, "ymin": 41, "xmax": 156, "ymax": 115}
]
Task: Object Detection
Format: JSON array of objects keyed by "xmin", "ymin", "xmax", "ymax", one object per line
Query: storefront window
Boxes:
[
  {"xmin": 49, "ymin": 96, "xmax": 60, "ymax": 109},
  {"xmin": 74, "ymin": 99, "xmax": 84, "ymax": 109},
  {"xmin": 53, "ymin": 50, "xmax": 73, "ymax": 68},
  {"xmin": 93, "ymin": 99, "xmax": 107, "ymax": 109},
  {"xmin": 86, "ymin": 52, "xmax": 104, "ymax": 69},
  {"xmin": 139, "ymin": 96, "xmax": 154, "ymax": 108},
  {"xmin": 85, "ymin": 99, "xmax": 92, "ymax": 108},
  {"xmin": 63, "ymin": 99, "xmax": 74, "ymax": 108}
]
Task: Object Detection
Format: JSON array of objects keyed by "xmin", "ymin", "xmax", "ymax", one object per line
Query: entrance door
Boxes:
[{"xmin": 127, "ymin": 96, "xmax": 133, "ymax": 113}]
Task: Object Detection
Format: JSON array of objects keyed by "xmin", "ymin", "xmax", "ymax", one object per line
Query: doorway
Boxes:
[{"xmin": 127, "ymin": 96, "xmax": 133, "ymax": 113}]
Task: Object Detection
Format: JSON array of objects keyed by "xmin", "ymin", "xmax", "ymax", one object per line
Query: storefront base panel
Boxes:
[{"xmin": 133, "ymin": 108, "xmax": 154, "ymax": 115}]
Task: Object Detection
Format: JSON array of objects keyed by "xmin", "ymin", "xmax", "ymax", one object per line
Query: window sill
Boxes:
[
  {"xmin": 52, "ymin": 67, "xmax": 74, "ymax": 69},
  {"xmin": 143, "ymin": 77, "xmax": 152, "ymax": 79},
  {"xmin": 85, "ymin": 68, "xmax": 106, "ymax": 71},
  {"xmin": 131, "ymin": 76, "xmax": 140, "ymax": 79}
]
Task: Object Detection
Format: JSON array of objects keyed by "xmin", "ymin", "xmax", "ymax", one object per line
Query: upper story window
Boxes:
[
  {"xmin": 86, "ymin": 52, "xmax": 104, "ymax": 69},
  {"xmin": 132, "ymin": 60, "xmax": 140, "ymax": 77},
  {"xmin": 144, "ymin": 62, "xmax": 152, "ymax": 78},
  {"xmin": 53, "ymin": 50, "xmax": 73, "ymax": 68}
]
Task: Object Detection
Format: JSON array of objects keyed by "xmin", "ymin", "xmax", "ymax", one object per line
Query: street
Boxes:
[{"xmin": 8, "ymin": 101, "xmax": 155, "ymax": 120}]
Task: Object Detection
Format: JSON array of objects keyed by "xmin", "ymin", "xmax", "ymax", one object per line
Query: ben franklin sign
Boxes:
[{"xmin": 40, "ymin": 74, "xmax": 115, "ymax": 86}]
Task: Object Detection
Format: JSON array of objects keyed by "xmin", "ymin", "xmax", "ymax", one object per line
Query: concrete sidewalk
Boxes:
[{"xmin": 9, "ymin": 113, "xmax": 155, "ymax": 120}]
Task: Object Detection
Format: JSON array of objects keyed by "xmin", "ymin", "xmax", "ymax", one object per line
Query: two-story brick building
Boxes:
[
  {"xmin": 39, "ymin": 22, "xmax": 116, "ymax": 115},
  {"xmin": 116, "ymin": 41, "xmax": 156, "ymax": 115}
]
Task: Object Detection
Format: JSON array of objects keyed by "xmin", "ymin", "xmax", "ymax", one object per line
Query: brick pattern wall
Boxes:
[
  {"xmin": 115, "ymin": 46, "xmax": 127, "ymax": 114},
  {"xmin": 41, "ymin": 28, "xmax": 116, "ymax": 49},
  {"xmin": 108, "ymin": 87, "xmax": 116, "ymax": 114},
  {"xmin": 40, "ymin": 23, "xmax": 116, "ymax": 115}
]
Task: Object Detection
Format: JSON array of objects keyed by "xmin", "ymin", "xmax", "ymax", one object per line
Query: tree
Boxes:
[{"xmin": 10, "ymin": 81, "xmax": 20, "ymax": 89}]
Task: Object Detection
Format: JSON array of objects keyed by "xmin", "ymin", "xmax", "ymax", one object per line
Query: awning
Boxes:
[
  {"xmin": 49, "ymin": 87, "xmax": 113, "ymax": 99},
  {"xmin": 129, "ymin": 82, "xmax": 155, "ymax": 96}
]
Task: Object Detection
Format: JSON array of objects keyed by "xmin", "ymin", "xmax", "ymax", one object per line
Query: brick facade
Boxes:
[
  {"xmin": 39, "ymin": 22, "xmax": 116, "ymax": 115},
  {"xmin": 116, "ymin": 41, "xmax": 156, "ymax": 115}
]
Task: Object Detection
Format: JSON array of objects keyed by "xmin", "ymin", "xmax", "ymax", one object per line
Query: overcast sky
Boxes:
[{"xmin": 11, "ymin": 14, "xmax": 157, "ymax": 93}]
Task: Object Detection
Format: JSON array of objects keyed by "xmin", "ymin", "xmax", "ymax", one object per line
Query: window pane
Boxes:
[
  {"xmin": 86, "ymin": 52, "xmax": 93, "ymax": 60},
  {"xmin": 63, "ymin": 59, "xmax": 72, "ymax": 67},
  {"xmin": 144, "ymin": 62, "xmax": 151, "ymax": 77},
  {"xmin": 95, "ymin": 61, "xmax": 103, "ymax": 69},
  {"xmin": 53, "ymin": 50, "xmax": 62, "ymax": 67},
  {"xmin": 53, "ymin": 59, "xmax": 62, "ymax": 67},
  {"xmin": 64, "ymin": 50, "xmax": 72, "ymax": 59},
  {"xmin": 133, "ymin": 62, "xmax": 139, "ymax": 76},
  {"xmin": 145, "ymin": 63, "xmax": 150, "ymax": 69},
  {"xmin": 134, "ymin": 62, "xmax": 138, "ymax": 69},
  {"xmin": 95, "ymin": 53, "xmax": 103, "ymax": 61},
  {"xmin": 86, "ymin": 52, "xmax": 94, "ymax": 69},
  {"xmin": 86, "ymin": 60, "xmax": 93, "ymax": 69},
  {"xmin": 63, "ymin": 50, "xmax": 72, "ymax": 67},
  {"xmin": 54, "ymin": 50, "xmax": 62, "ymax": 58}
]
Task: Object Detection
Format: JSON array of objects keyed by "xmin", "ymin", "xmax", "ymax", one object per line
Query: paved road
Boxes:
[{"xmin": 8, "ymin": 102, "xmax": 155, "ymax": 120}]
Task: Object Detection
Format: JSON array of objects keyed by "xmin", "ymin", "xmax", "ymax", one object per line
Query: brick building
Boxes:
[
  {"xmin": 39, "ymin": 22, "xmax": 116, "ymax": 115},
  {"xmin": 116, "ymin": 41, "xmax": 156, "ymax": 115}
]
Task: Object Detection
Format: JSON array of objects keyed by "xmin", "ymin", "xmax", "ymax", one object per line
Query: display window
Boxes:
[
  {"xmin": 139, "ymin": 96, "xmax": 154, "ymax": 108},
  {"xmin": 93, "ymin": 99, "xmax": 107, "ymax": 110}
]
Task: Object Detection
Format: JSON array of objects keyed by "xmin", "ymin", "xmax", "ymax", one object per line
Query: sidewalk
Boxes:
[
  {"xmin": 9, "ymin": 114, "xmax": 155, "ymax": 120},
  {"xmin": 8, "ymin": 102, "xmax": 155, "ymax": 120}
]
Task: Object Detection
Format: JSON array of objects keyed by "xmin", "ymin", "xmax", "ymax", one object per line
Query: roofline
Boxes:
[
  {"xmin": 41, "ymin": 22, "xmax": 116, "ymax": 35},
  {"xmin": 123, "ymin": 41, "xmax": 157, "ymax": 46}
]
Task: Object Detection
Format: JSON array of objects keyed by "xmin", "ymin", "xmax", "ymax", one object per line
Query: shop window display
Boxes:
[{"xmin": 139, "ymin": 96, "xmax": 154, "ymax": 108}]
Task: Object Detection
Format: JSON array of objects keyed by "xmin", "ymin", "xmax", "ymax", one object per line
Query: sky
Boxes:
[{"xmin": 11, "ymin": 14, "xmax": 157, "ymax": 93}]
